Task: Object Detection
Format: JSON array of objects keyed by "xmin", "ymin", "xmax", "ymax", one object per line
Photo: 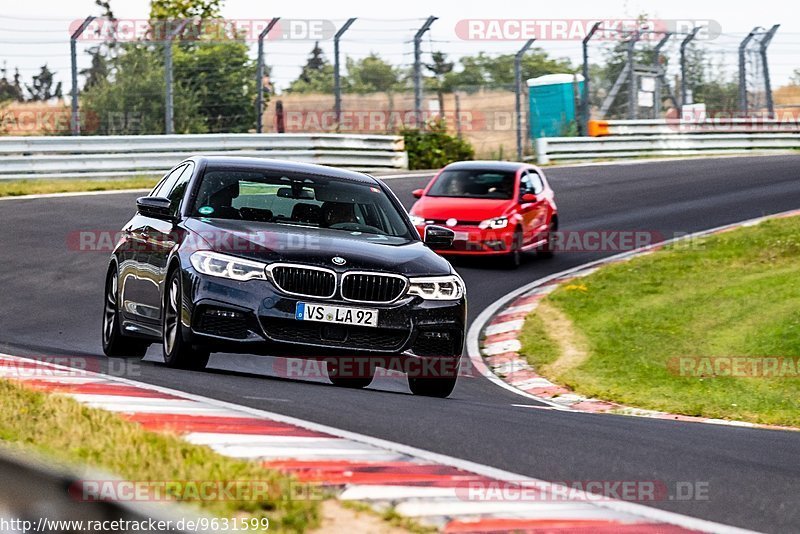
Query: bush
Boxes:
[{"xmin": 400, "ymin": 120, "xmax": 475, "ymax": 170}]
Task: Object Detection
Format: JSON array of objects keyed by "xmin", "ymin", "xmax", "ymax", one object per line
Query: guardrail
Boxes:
[
  {"xmin": 0, "ymin": 133, "xmax": 408, "ymax": 180},
  {"xmin": 0, "ymin": 446, "xmax": 213, "ymax": 533},
  {"xmin": 534, "ymin": 133, "xmax": 800, "ymax": 164},
  {"xmin": 587, "ymin": 118, "xmax": 800, "ymax": 136}
]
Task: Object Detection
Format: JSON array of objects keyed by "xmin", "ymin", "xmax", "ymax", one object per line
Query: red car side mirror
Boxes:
[
  {"xmin": 521, "ymin": 193, "xmax": 538, "ymax": 203},
  {"xmin": 412, "ymin": 189, "xmax": 424, "ymax": 199}
]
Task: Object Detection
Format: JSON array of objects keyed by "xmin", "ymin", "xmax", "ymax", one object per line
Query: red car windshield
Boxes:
[{"xmin": 427, "ymin": 169, "xmax": 516, "ymax": 200}]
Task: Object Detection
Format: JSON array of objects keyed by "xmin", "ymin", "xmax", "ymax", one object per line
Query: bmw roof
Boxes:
[{"xmin": 190, "ymin": 156, "xmax": 380, "ymax": 184}]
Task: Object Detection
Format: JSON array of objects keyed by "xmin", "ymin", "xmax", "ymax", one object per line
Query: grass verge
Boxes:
[
  {"xmin": 0, "ymin": 177, "xmax": 157, "ymax": 198},
  {"xmin": 519, "ymin": 215, "xmax": 800, "ymax": 427},
  {"xmin": 0, "ymin": 379, "xmax": 319, "ymax": 531}
]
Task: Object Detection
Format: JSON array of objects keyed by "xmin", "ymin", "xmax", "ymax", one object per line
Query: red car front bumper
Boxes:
[{"xmin": 416, "ymin": 225, "xmax": 515, "ymax": 256}]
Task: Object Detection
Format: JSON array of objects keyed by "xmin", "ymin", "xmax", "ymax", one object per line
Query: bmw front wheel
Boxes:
[{"xmin": 162, "ymin": 269, "xmax": 209, "ymax": 370}]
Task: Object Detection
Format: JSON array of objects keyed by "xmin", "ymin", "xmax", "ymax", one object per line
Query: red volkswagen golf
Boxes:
[{"xmin": 409, "ymin": 161, "xmax": 558, "ymax": 268}]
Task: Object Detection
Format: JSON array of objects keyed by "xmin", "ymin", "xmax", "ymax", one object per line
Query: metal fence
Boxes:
[
  {"xmin": 534, "ymin": 132, "xmax": 800, "ymax": 164},
  {"xmin": 2, "ymin": 15, "xmax": 798, "ymax": 163},
  {"xmin": 0, "ymin": 133, "xmax": 408, "ymax": 180}
]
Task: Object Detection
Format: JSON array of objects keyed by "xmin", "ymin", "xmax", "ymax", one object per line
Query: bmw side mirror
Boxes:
[
  {"xmin": 136, "ymin": 196, "xmax": 176, "ymax": 222},
  {"xmin": 424, "ymin": 225, "xmax": 455, "ymax": 249},
  {"xmin": 520, "ymin": 193, "xmax": 538, "ymax": 203},
  {"xmin": 412, "ymin": 188, "xmax": 424, "ymax": 199}
]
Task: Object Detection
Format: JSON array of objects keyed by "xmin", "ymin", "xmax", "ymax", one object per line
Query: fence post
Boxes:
[
  {"xmin": 70, "ymin": 16, "xmax": 95, "ymax": 136},
  {"xmin": 680, "ymin": 26, "xmax": 702, "ymax": 115},
  {"xmin": 454, "ymin": 92, "xmax": 462, "ymax": 138},
  {"xmin": 413, "ymin": 16, "xmax": 437, "ymax": 128},
  {"xmin": 515, "ymin": 39, "xmax": 535, "ymax": 161},
  {"xmin": 164, "ymin": 19, "xmax": 189, "ymax": 135},
  {"xmin": 580, "ymin": 22, "xmax": 601, "ymax": 136},
  {"xmin": 652, "ymin": 33, "xmax": 671, "ymax": 118},
  {"xmin": 256, "ymin": 18, "xmax": 280, "ymax": 133},
  {"xmin": 760, "ymin": 24, "xmax": 780, "ymax": 117},
  {"xmin": 738, "ymin": 28, "xmax": 759, "ymax": 113},
  {"xmin": 333, "ymin": 18, "xmax": 357, "ymax": 132},
  {"xmin": 627, "ymin": 31, "xmax": 640, "ymax": 120}
]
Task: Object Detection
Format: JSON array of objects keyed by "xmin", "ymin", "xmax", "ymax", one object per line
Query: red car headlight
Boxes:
[{"xmin": 478, "ymin": 217, "xmax": 509, "ymax": 230}]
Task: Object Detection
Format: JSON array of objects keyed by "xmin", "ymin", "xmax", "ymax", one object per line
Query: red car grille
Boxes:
[{"xmin": 429, "ymin": 219, "xmax": 482, "ymax": 227}]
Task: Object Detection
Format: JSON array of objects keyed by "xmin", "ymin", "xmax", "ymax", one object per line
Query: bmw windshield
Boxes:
[{"xmin": 191, "ymin": 169, "xmax": 414, "ymax": 240}]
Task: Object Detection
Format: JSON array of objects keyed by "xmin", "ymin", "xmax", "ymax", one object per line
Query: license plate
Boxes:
[{"xmin": 295, "ymin": 302, "xmax": 379, "ymax": 327}]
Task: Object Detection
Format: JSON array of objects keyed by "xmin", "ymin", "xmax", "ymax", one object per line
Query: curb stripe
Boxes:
[
  {"xmin": 0, "ymin": 353, "xmax": 754, "ymax": 533},
  {"xmin": 471, "ymin": 208, "xmax": 800, "ymax": 433}
]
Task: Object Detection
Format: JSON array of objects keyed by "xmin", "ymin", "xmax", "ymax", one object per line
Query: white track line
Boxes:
[
  {"xmin": 0, "ymin": 172, "xmax": 435, "ymax": 202},
  {"xmin": 0, "ymin": 188, "xmax": 152, "ymax": 201}
]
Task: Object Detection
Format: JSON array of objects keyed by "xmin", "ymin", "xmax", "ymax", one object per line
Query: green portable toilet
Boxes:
[{"xmin": 528, "ymin": 73, "xmax": 584, "ymax": 139}]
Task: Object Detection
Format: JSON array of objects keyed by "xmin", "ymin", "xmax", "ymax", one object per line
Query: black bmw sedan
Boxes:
[{"xmin": 102, "ymin": 156, "xmax": 466, "ymax": 397}]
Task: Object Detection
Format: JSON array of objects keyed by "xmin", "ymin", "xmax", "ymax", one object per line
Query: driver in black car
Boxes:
[{"xmin": 322, "ymin": 201, "xmax": 358, "ymax": 228}]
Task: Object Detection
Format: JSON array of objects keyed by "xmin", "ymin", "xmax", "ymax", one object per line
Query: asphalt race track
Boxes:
[{"xmin": 2, "ymin": 155, "xmax": 800, "ymax": 533}]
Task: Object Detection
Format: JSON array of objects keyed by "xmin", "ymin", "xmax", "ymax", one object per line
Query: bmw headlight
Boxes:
[
  {"xmin": 190, "ymin": 251, "xmax": 267, "ymax": 281},
  {"xmin": 410, "ymin": 215, "xmax": 427, "ymax": 226},
  {"xmin": 478, "ymin": 217, "xmax": 508, "ymax": 230},
  {"xmin": 407, "ymin": 275, "xmax": 465, "ymax": 300}
]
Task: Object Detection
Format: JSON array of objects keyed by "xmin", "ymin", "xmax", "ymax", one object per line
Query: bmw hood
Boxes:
[{"xmin": 183, "ymin": 218, "xmax": 452, "ymax": 276}]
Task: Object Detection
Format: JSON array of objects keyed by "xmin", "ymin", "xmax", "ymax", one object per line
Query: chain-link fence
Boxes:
[{"xmin": 1, "ymin": 14, "xmax": 798, "ymax": 158}]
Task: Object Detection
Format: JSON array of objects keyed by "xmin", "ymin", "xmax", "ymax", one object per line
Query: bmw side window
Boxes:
[
  {"xmin": 153, "ymin": 164, "xmax": 187, "ymax": 198},
  {"xmin": 149, "ymin": 174, "xmax": 170, "ymax": 196},
  {"xmin": 166, "ymin": 163, "xmax": 194, "ymax": 216},
  {"xmin": 529, "ymin": 171, "xmax": 545, "ymax": 195}
]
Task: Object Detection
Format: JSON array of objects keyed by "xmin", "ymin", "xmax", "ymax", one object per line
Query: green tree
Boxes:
[
  {"xmin": 287, "ymin": 42, "xmax": 334, "ymax": 94},
  {"xmin": 80, "ymin": 0, "xmax": 117, "ymax": 91},
  {"xmin": 82, "ymin": 43, "xmax": 205, "ymax": 134},
  {"xmin": 425, "ymin": 51, "xmax": 454, "ymax": 113},
  {"xmin": 149, "ymin": 0, "xmax": 222, "ymax": 20},
  {"xmin": 173, "ymin": 39, "xmax": 256, "ymax": 133},
  {"xmin": 0, "ymin": 66, "xmax": 24, "ymax": 103},
  {"xmin": 685, "ymin": 47, "xmax": 739, "ymax": 113},
  {"xmin": 26, "ymin": 65, "xmax": 63, "ymax": 101},
  {"xmin": 81, "ymin": 48, "xmax": 110, "ymax": 91},
  {"xmin": 400, "ymin": 120, "xmax": 474, "ymax": 170},
  {"xmin": 445, "ymin": 51, "xmax": 574, "ymax": 92},
  {"xmin": 345, "ymin": 54, "xmax": 399, "ymax": 94},
  {"xmin": 286, "ymin": 65, "xmax": 334, "ymax": 94},
  {"xmin": 300, "ymin": 42, "xmax": 326, "ymax": 82},
  {"xmin": 82, "ymin": 0, "xmax": 258, "ymax": 133},
  {"xmin": 442, "ymin": 55, "xmax": 484, "ymax": 92}
]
